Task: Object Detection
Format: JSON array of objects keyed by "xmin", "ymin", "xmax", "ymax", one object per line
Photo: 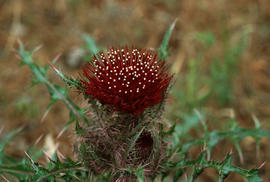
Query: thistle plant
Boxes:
[
  {"xmin": 0, "ymin": 21, "xmax": 269, "ymax": 182},
  {"xmin": 76, "ymin": 46, "xmax": 173, "ymax": 181}
]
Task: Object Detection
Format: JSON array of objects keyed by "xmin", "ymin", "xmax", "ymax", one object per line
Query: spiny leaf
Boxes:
[
  {"xmin": 158, "ymin": 19, "xmax": 177, "ymax": 60},
  {"xmin": 172, "ymin": 151, "xmax": 262, "ymax": 181},
  {"xmin": 50, "ymin": 64, "xmax": 82, "ymax": 89},
  {"xmin": 194, "ymin": 109, "xmax": 211, "ymax": 158},
  {"xmin": 23, "ymin": 152, "xmax": 86, "ymax": 182},
  {"xmin": 233, "ymin": 141, "xmax": 244, "ymax": 164},
  {"xmin": 179, "ymin": 127, "xmax": 270, "ymax": 157},
  {"xmin": 190, "ymin": 151, "xmax": 207, "ymax": 180},
  {"xmin": 17, "ymin": 43, "xmax": 89, "ymax": 125},
  {"xmin": 219, "ymin": 152, "xmax": 233, "ymax": 179}
]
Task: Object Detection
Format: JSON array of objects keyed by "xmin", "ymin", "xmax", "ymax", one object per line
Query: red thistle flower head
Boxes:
[{"xmin": 79, "ymin": 46, "xmax": 173, "ymax": 115}]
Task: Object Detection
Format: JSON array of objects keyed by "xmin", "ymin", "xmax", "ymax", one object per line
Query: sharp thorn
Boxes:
[
  {"xmin": 32, "ymin": 44, "xmax": 43, "ymax": 53},
  {"xmin": 57, "ymin": 150, "xmax": 66, "ymax": 160},
  {"xmin": 24, "ymin": 151, "xmax": 34, "ymax": 164},
  {"xmin": 43, "ymin": 150, "xmax": 52, "ymax": 161},
  {"xmin": 0, "ymin": 175, "xmax": 9, "ymax": 182},
  {"xmin": 56, "ymin": 128, "xmax": 66, "ymax": 139},
  {"xmin": 34, "ymin": 134, "xmax": 44, "ymax": 145},
  {"xmin": 258, "ymin": 161, "xmax": 266, "ymax": 169},
  {"xmin": 52, "ymin": 53, "xmax": 62, "ymax": 64},
  {"xmin": 40, "ymin": 109, "xmax": 50, "ymax": 123}
]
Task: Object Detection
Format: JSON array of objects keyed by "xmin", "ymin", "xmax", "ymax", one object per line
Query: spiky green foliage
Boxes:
[
  {"xmin": 0, "ymin": 128, "xmax": 87, "ymax": 181},
  {"xmin": 1, "ymin": 114, "xmax": 269, "ymax": 181},
  {"xmin": 163, "ymin": 110, "xmax": 268, "ymax": 182},
  {"xmin": 17, "ymin": 41, "xmax": 89, "ymax": 129},
  {"xmin": 167, "ymin": 151, "xmax": 262, "ymax": 182}
]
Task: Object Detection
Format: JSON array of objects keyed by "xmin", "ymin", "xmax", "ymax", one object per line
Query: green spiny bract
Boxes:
[{"xmin": 76, "ymin": 104, "xmax": 169, "ymax": 180}]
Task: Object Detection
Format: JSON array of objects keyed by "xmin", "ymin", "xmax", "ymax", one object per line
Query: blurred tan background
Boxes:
[{"xmin": 1, "ymin": 0, "xmax": 270, "ymax": 181}]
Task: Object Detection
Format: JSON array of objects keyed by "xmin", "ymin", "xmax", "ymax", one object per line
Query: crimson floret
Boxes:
[{"xmin": 79, "ymin": 46, "xmax": 173, "ymax": 115}]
